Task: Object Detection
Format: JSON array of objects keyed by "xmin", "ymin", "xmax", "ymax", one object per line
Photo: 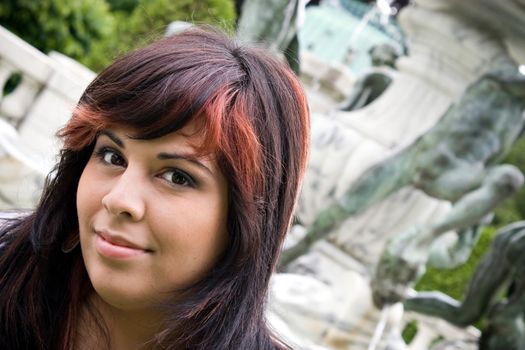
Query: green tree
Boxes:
[
  {"xmin": 1, "ymin": 0, "xmax": 236, "ymax": 71},
  {"xmin": 106, "ymin": 0, "xmax": 140, "ymax": 13},
  {"xmin": 82, "ymin": 0, "xmax": 236, "ymax": 71},
  {"xmin": 0, "ymin": 0, "xmax": 114, "ymax": 60}
]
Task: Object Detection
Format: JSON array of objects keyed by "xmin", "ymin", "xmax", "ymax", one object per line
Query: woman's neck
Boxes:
[{"xmin": 77, "ymin": 293, "xmax": 163, "ymax": 350}]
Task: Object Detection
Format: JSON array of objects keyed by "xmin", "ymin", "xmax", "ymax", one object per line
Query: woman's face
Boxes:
[{"xmin": 77, "ymin": 121, "xmax": 229, "ymax": 312}]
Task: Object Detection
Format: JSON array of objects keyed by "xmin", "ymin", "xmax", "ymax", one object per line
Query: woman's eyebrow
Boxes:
[
  {"xmin": 99, "ymin": 130, "xmax": 124, "ymax": 148},
  {"xmin": 157, "ymin": 152, "xmax": 213, "ymax": 175}
]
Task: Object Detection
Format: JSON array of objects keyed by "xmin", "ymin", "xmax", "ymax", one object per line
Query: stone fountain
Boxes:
[{"xmin": 265, "ymin": 0, "xmax": 525, "ymax": 349}]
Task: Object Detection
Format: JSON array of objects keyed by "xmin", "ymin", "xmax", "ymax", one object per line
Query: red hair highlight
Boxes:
[
  {"xmin": 59, "ymin": 106, "xmax": 109, "ymax": 151},
  {"xmin": 203, "ymin": 86, "xmax": 263, "ymax": 197}
]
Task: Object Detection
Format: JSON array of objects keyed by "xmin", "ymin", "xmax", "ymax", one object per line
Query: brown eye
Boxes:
[
  {"xmin": 160, "ymin": 169, "xmax": 195, "ymax": 187},
  {"xmin": 98, "ymin": 148, "xmax": 126, "ymax": 167}
]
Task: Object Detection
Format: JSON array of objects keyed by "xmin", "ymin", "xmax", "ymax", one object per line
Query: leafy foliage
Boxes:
[
  {"xmin": 401, "ymin": 320, "xmax": 418, "ymax": 344},
  {"xmin": 1, "ymin": 0, "xmax": 236, "ymax": 71},
  {"xmin": 90, "ymin": 0, "xmax": 235, "ymax": 71},
  {"xmin": 0, "ymin": 0, "xmax": 114, "ymax": 59},
  {"xmin": 83, "ymin": 0, "xmax": 235, "ymax": 71},
  {"xmin": 415, "ymin": 227, "xmax": 497, "ymax": 299},
  {"xmin": 106, "ymin": 0, "xmax": 140, "ymax": 13}
]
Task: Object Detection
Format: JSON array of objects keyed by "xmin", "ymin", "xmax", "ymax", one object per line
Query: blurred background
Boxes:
[{"xmin": 1, "ymin": 0, "xmax": 525, "ymax": 349}]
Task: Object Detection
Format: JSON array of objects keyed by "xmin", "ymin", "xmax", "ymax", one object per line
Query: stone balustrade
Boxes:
[{"xmin": 0, "ymin": 25, "xmax": 95, "ymax": 209}]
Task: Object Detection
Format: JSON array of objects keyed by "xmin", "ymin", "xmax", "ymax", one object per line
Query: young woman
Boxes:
[{"xmin": 0, "ymin": 27, "xmax": 309, "ymax": 349}]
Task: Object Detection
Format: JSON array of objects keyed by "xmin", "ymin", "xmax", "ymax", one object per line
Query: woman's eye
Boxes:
[
  {"xmin": 96, "ymin": 148, "xmax": 126, "ymax": 167},
  {"xmin": 161, "ymin": 169, "xmax": 195, "ymax": 187}
]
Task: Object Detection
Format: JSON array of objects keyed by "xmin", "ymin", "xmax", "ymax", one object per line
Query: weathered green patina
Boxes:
[{"xmin": 280, "ymin": 65, "xmax": 525, "ymax": 286}]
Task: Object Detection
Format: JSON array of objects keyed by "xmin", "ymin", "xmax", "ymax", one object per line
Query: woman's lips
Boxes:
[{"xmin": 95, "ymin": 232, "xmax": 149, "ymax": 259}]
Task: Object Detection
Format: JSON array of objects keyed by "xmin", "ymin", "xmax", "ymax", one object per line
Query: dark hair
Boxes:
[{"xmin": 0, "ymin": 27, "xmax": 309, "ymax": 349}]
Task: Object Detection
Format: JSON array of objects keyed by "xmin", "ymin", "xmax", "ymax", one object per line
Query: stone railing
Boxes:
[{"xmin": 0, "ymin": 25, "xmax": 95, "ymax": 209}]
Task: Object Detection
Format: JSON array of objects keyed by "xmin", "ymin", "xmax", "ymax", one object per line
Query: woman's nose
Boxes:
[{"xmin": 101, "ymin": 169, "xmax": 146, "ymax": 221}]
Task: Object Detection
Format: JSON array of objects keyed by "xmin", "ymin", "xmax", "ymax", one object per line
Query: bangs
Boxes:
[
  {"xmin": 60, "ymin": 94, "xmax": 220, "ymax": 158},
  {"xmin": 58, "ymin": 37, "xmax": 262, "ymax": 196},
  {"xmin": 59, "ymin": 29, "xmax": 259, "ymax": 174},
  {"xmin": 60, "ymin": 83, "xmax": 259, "ymax": 164}
]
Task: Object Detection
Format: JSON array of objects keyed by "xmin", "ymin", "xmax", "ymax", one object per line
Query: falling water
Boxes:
[
  {"xmin": 349, "ymin": 5, "xmax": 380, "ymax": 49},
  {"xmin": 349, "ymin": 0, "xmax": 400, "ymax": 49}
]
